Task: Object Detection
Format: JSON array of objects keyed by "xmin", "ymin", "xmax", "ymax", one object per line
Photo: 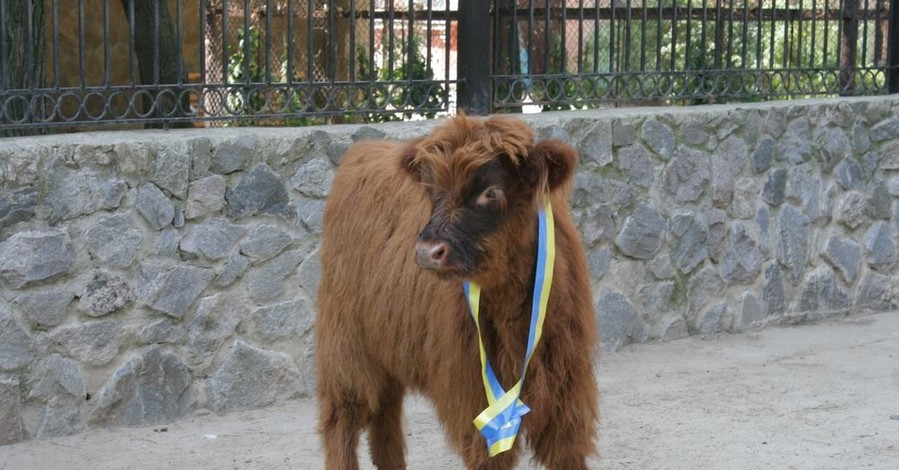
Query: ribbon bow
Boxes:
[{"xmin": 463, "ymin": 197, "xmax": 555, "ymax": 457}]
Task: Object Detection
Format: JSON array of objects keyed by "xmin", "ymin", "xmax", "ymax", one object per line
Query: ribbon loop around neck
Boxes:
[{"xmin": 462, "ymin": 196, "xmax": 555, "ymax": 457}]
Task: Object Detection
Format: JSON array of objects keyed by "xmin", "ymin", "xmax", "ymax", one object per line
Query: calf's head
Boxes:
[{"xmin": 402, "ymin": 115, "xmax": 577, "ymax": 282}]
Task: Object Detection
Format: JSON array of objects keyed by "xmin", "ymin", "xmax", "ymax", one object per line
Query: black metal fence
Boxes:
[{"xmin": 1, "ymin": 0, "xmax": 896, "ymax": 134}]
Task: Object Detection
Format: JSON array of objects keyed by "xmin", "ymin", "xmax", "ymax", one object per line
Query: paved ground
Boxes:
[{"xmin": 3, "ymin": 311, "xmax": 899, "ymax": 470}]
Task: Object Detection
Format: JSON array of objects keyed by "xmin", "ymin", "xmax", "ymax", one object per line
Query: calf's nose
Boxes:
[{"xmin": 415, "ymin": 240, "xmax": 450, "ymax": 270}]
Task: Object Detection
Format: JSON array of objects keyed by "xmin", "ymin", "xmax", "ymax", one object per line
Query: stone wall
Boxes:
[{"xmin": 1, "ymin": 96, "xmax": 898, "ymax": 444}]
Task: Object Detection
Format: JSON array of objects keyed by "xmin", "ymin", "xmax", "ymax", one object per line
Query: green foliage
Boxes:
[{"xmin": 356, "ymin": 36, "xmax": 444, "ymax": 123}]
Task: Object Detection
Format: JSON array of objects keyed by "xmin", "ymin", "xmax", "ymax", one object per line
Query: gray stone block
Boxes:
[
  {"xmin": 586, "ymin": 246, "xmax": 612, "ymax": 281},
  {"xmin": 215, "ymin": 253, "xmax": 250, "ymax": 287},
  {"xmin": 731, "ymin": 177, "xmax": 757, "ymax": 219},
  {"xmin": 138, "ymin": 318, "xmax": 186, "ymax": 345},
  {"xmin": 0, "ymin": 305, "xmax": 33, "ymax": 371},
  {"xmin": 91, "ymin": 347, "xmax": 195, "ymax": 427},
  {"xmin": 754, "ymin": 206, "xmax": 772, "ymax": 257},
  {"xmin": 822, "ymin": 236, "xmax": 862, "ymax": 283},
  {"xmin": 0, "ymin": 378, "xmax": 25, "ymax": 445},
  {"xmin": 611, "ymin": 119, "xmax": 637, "ymax": 147},
  {"xmin": 136, "ymin": 183, "xmax": 175, "ymax": 230},
  {"xmin": 705, "ymin": 208, "xmax": 728, "ymax": 263},
  {"xmin": 738, "ymin": 292, "xmax": 766, "ymax": 331},
  {"xmin": 22, "ymin": 355, "xmax": 85, "ymax": 438},
  {"xmin": 0, "ymin": 230, "xmax": 75, "ymax": 288},
  {"xmin": 77, "ymin": 270, "xmax": 134, "ymax": 317},
  {"xmin": 795, "ymin": 266, "xmax": 848, "ymax": 313},
  {"xmin": 680, "ymin": 116, "xmax": 711, "ymax": 148},
  {"xmin": 14, "ymin": 290, "xmax": 73, "ymax": 327},
  {"xmin": 246, "ymin": 249, "xmax": 305, "ymax": 303},
  {"xmin": 188, "ymin": 137, "xmax": 214, "ymax": 178},
  {"xmin": 577, "ymin": 203, "xmax": 614, "ymax": 248},
  {"xmin": 616, "ymin": 144, "xmax": 655, "ymax": 188},
  {"xmin": 226, "ymin": 164, "xmax": 290, "ymax": 218},
  {"xmin": 835, "ymin": 191, "xmax": 867, "ymax": 229},
  {"xmin": 777, "ymin": 117, "xmax": 812, "ymax": 163},
  {"xmin": 52, "ymin": 320, "xmax": 127, "ymax": 366},
  {"xmin": 721, "ymin": 222, "xmax": 762, "ymax": 284},
  {"xmin": 762, "ymin": 168, "xmax": 787, "ymax": 206},
  {"xmin": 290, "ymin": 159, "xmax": 335, "ymax": 198},
  {"xmin": 786, "ymin": 164, "xmax": 822, "ymax": 220},
  {"xmin": 46, "ymin": 169, "xmax": 126, "ymax": 223},
  {"xmin": 649, "ymin": 254, "xmax": 675, "ymax": 280},
  {"xmin": 351, "ymin": 126, "xmax": 386, "ymax": 142},
  {"xmin": 240, "ymin": 224, "xmax": 293, "ymax": 262},
  {"xmin": 687, "ymin": 265, "xmax": 725, "ymax": 319},
  {"xmin": 298, "ymin": 249, "xmax": 322, "ymax": 297},
  {"xmin": 641, "ymin": 119, "xmax": 675, "ymax": 160},
  {"xmin": 856, "ymin": 270, "xmax": 893, "ymax": 311},
  {"xmin": 711, "ymin": 135, "xmax": 749, "ymax": 208},
  {"xmin": 776, "ymin": 205, "xmax": 810, "ymax": 285},
  {"xmin": 819, "ymin": 127, "xmax": 850, "ymax": 170},
  {"xmin": 867, "ymin": 179, "xmax": 891, "ymax": 220},
  {"xmin": 887, "ymin": 176, "xmax": 899, "ymax": 196},
  {"xmin": 205, "ymin": 340, "xmax": 304, "ymax": 412},
  {"xmin": 179, "ymin": 218, "xmax": 246, "ymax": 261},
  {"xmin": 155, "ymin": 227, "xmax": 180, "ymax": 257},
  {"xmin": 763, "ymin": 263, "xmax": 786, "ymax": 317},
  {"xmin": 188, "ymin": 293, "xmax": 246, "ymax": 366},
  {"xmin": 0, "ymin": 187, "xmax": 37, "ymax": 231},
  {"xmin": 185, "ymin": 175, "xmax": 226, "ymax": 220},
  {"xmin": 135, "ymin": 264, "xmax": 214, "ymax": 318},
  {"xmin": 614, "ymin": 204, "xmax": 666, "ymax": 260},
  {"xmin": 576, "ymin": 120, "xmax": 613, "ymax": 167},
  {"xmin": 851, "ymin": 121, "xmax": 872, "ymax": 156},
  {"xmin": 668, "ymin": 212, "xmax": 708, "ymax": 274},
  {"xmin": 663, "ymin": 147, "xmax": 710, "ymax": 203},
  {"xmin": 696, "ymin": 303, "xmax": 730, "ymax": 335},
  {"xmin": 879, "ymin": 141, "xmax": 899, "ymax": 170},
  {"xmin": 84, "ymin": 214, "xmax": 142, "ymax": 267},
  {"xmin": 245, "ymin": 299, "xmax": 314, "ymax": 342},
  {"xmin": 212, "ymin": 135, "xmax": 256, "ymax": 174},
  {"xmin": 869, "ymin": 117, "xmax": 899, "ymax": 142},
  {"xmin": 638, "ymin": 281, "xmax": 675, "ymax": 312},
  {"xmin": 864, "ymin": 222, "xmax": 897, "ymax": 272},
  {"xmin": 596, "ymin": 291, "xmax": 646, "ymax": 352},
  {"xmin": 296, "ymin": 197, "xmax": 325, "ymax": 235},
  {"xmin": 833, "ymin": 158, "xmax": 863, "ymax": 190},
  {"xmin": 154, "ymin": 144, "xmax": 190, "ymax": 199}
]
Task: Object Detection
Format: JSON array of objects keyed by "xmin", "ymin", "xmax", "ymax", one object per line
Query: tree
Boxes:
[
  {"xmin": 120, "ymin": 0, "xmax": 191, "ymax": 127},
  {"xmin": 1, "ymin": 0, "xmax": 46, "ymax": 137}
]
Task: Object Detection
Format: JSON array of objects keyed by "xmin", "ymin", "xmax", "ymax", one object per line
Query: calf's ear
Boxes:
[
  {"xmin": 400, "ymin": 140, "xmax": 424, "ymax": 182},
  {"xmin": 525, "ymin": 139, "xmax": 578, "ymax": 193}
]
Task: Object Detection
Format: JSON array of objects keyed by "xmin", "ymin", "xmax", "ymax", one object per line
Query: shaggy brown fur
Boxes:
[{"xmin": 316, "ymin": 115, "xmax": 599, "ymax": 470}]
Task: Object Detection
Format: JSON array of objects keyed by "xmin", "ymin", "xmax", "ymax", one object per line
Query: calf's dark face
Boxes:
[
  {"xmin": 401, "ymin": 118, "xmax": 578, "ymax": 280},
  {"xmin": 412, "ymin": 159, "xmax": 525, "ymax": 277}
]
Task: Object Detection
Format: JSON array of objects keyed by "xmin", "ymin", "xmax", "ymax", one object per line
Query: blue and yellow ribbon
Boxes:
[{"xmin": 463, "ymin": 196, "xmax": 555, "ymax": 457}]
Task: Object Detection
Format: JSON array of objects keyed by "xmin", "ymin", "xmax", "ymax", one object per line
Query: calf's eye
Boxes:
[{"xmin": 476, "ymin": 186, "xmax": 504, "ymax": 206}]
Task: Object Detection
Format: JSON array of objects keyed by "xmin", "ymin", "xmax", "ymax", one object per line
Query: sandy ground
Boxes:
[{"xmin": 3, "ymin": 311, "xmax": 898, "ymax": 470}]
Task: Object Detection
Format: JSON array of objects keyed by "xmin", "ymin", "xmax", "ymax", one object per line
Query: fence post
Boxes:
[
  {"xmin": 890, "ymin": 0, "xmax": 899, "ymax": 92},
  {"xmin": 457, "ymin": 0, "xmax": 491, "ymax": 115}
]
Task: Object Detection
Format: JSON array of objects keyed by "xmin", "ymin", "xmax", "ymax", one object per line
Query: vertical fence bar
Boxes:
[
  {"xmin": 154, "ymin": 0, "xmax": 161, "ymax": 86},
  {"xmin": 78, "ymin": 0, "xmax": 85, "ymax": 88},
  {"xmin": 222, "ymin": 0, "xmax": 229, "ymax": 85},
  {"xmin": 889, "ymin": 0, "xmax": 899, "ymax": 91},
  {"xmin": 457, "ymin": 0, "xmax": 490, "ymax": 114},
  {"xmin": 104, "ymin": 0, "xmax": 110, "ymax": 87},
  {"xmin": 53, "ymin": 0, "xmax": 60, "ymax": 89},
  {"xmin": 0, "ymin": 0, "xmax": 6, "ymax": 90}
]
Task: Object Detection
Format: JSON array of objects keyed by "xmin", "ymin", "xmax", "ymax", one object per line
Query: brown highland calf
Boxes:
[{"xmin": 316, "ymin": 114, "xmax": 599, "ymax": 469}]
